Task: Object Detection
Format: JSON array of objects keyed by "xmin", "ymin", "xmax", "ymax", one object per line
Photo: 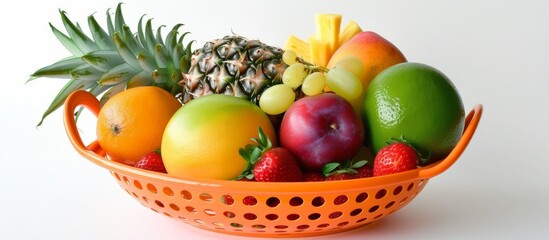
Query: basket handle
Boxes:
[
  {"xmin": 63, "ymin": 90, "xmax": 112, "ymax": 167},
  {"xmin": 418, "ymin": 104, "xmax": 483, "ymax": 179},
  {"xmin": 64, "ymin": 90, "xmax": 179, "ymax": 181}
]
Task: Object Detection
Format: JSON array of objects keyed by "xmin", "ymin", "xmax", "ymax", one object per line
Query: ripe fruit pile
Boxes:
[
  {"xmin": 32, "ymin": 5, "xmax": 466, "ymax": 183},
  {"xmin": 259, "ymin": 50, "xmax": 363, "ymax": 116}
]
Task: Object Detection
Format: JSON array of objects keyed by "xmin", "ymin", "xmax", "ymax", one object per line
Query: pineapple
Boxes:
[
  {"xmin": 179, "ymin": 35, "xmax": 289, "ymax": 104},
  {"xmin": 30, "ymin": 4, "xmax": 295, "ymax": 126},
  {"xmin": 285, "ymin": 14, "xmax": 362, "ymax": 67},
  {"xmin": 29, "ymin": 3, "xmax": 193, "ymax": 126}
]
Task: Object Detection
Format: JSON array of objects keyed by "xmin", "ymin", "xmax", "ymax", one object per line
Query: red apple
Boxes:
[{"xmin": 279, "ymin": 93, "xmax": 364, "ymax": 170}]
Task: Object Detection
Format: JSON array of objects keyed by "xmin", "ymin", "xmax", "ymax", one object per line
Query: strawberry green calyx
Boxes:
[
  {"xmin": 323, "ymin": 159, "xmax": 367, "ymax": 177},
  {"xmin": 237, "ymin": 127, "xmax": 272, "ymax": 180},
  {"xmin": 237, "ymin": 127, "xmax": 303, "ymax": 182},
  {"xmin": 387, "ymin": 136, "xmax": 430, "ymax": 165}
]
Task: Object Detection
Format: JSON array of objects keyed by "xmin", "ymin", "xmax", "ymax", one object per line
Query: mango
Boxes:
[{"xmin": 327, "ymin": 31, "xmax": 407, "ymax": 93}]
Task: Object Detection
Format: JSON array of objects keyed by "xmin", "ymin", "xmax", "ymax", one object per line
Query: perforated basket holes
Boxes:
[
  {"xmin": 109, "ymin": 171, "xmax": 430, "ymax": 236},
  {"xmin": 111, "ymin": 172, "xmax": 187, "ymax": 218},
  {"xmin": 210, "ymin": 193, "xmax": 406, "ymax": 234}
]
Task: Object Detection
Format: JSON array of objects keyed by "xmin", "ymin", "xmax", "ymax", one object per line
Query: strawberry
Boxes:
[
  {"xmin": 238, "ymin": 128, "xmax": 303, "ymax": 182},
  {"xmin": 243, "ymin": 196, "xmax": 258, "ymax": 206},
  {"xmin": 356, "ymin": 165, "xmax": 373, "ymax": 178},
  {"xmin": 303, "ymin": 171, "xmax": 325, "ymax": 181},
  {"xmin": 325, "ymin": 172, "xmax": 355, "ymax": 181},
  {"xmin": 134, "ymin": 151, "xmax": 167, "ymax": 173},
  {"xmin": 221, "ymin": 195, "xmax": 235, "ymax": 205},
  {"xmin": 373, "ymin": 141, "xmax": 419, "ymax": 176},
  {"xmin": 323, "ymin": 159, "xmax": 368, "ymax": 181},
  {"xmin": 254, "ymin": 148, "xmax": 303, "ymax": 182}
]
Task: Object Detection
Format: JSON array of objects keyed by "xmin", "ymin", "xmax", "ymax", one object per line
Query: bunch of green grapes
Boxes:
[{"xmin": 259, "ymin": 50, "xmax": 363, "ymax": 115}]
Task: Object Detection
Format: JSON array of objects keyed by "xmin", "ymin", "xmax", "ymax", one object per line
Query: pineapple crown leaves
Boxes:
[
  {"xmin": 237, "ymin": 127, "xmax": 273, "ymax": 180},
  {"xmin": 322, "ymin": 159, "xmax": 368, "ymax": 177},
  {"xmin": 29, "ymin": 3, "xmax": 194, "ymax": 126}
]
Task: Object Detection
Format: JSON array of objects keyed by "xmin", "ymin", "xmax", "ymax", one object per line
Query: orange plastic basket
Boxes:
[{"xmin": 63, "ymin": 90, "xmax": 482, "ymax": 238}]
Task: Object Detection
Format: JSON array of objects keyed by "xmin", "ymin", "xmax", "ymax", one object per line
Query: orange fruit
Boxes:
[
  {"xmin": 96, "ymin": 86, "xmax": 181, "ymax": 165},
  {"xmin": 161, "ymin": 94, "xmax": 276, "ymax": 180},
  {"xmin": 362, "ymin": 62, "xmax": 465, "ymax": 163}
]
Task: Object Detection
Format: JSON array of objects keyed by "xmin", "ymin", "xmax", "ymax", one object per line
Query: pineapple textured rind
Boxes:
[{"xmin": 179, "ymin": 35, "xmax": 290, "ymax": 104}]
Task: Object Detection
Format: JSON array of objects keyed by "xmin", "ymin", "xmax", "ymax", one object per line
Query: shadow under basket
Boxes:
[{"xmin": 63, "ymin": 90, "xmax": 483, "ymax": 238}]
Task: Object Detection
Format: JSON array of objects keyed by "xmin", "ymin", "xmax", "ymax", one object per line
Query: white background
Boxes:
[{"xmin": 1, "ymin": 0, "xmax": 548, "ymax": 239}]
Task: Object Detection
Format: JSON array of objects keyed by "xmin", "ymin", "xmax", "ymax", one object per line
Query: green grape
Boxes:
[
  {"xmin": 334, "ymin": 56, "xmax": 365, "ymax": 79},
  {"xmin": 259, "ymin": 84, "xmax": 296, "ymax": 115},
  {"xmin": 282, "ymin": 50, "xmax": 298, "ymax": 65},
  {"xmin": 302, "ymin": 72, "xmax": 326, "ymax": 96},
  {"xmin": 282, "ymin": 63, "xmax": 307, "ymax": 88},
  {"xmin": 326, "ymin": 68, "xmax": 363, "ymax": 100}
]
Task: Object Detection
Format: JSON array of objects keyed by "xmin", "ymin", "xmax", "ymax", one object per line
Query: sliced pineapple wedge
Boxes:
[
  {"xmin": 314, "ymin": 14, "xmax": 341, "ymax": 59},
  {"xmin": 285, "ymin": 14, "xmax": 362, "ymax": 67},
  {"xmin": 338, "ymin": 20, "xmax": 362, "ymax": 49},
  {"xmin": 285, "ymin": 35, "xmax": 311, "ymax": 62},
  {"xmin": 307, "ymin": 37, "xmax": 331, "ymax": 67}
]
